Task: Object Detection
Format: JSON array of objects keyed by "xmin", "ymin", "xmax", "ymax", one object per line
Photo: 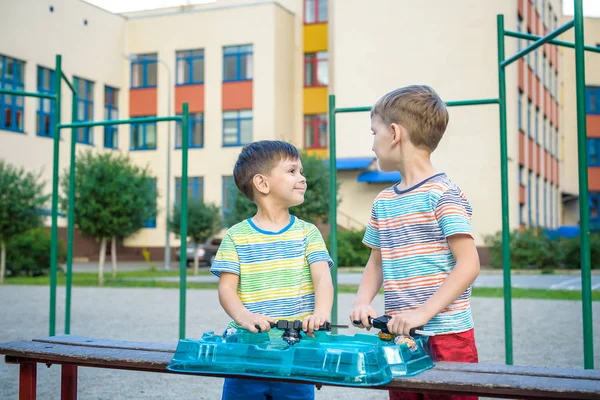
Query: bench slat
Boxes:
[
  {"xmin": 1, "ymin": 340, "xmax": 599, "ymax": 400},
  {"xmin": 33, "ymin": 336, "xmax": 176, "ymax": 353}
]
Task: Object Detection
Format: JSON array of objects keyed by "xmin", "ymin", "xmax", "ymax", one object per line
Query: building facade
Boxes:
[{"xmin": 0, "ymin": 0, "xmax": 597, "ymax": 262}]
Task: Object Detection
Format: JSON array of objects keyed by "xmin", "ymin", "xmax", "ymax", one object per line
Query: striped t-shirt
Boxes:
[
  {"xmin": 210, "ymin": 216, "xmax": 333, "ymax": 330},
  {"xmin": 363, "ymin": 173, "xmax": 475, "ymax": 335}
]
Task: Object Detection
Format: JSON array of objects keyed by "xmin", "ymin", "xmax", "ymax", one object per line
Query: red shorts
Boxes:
[{"xmin": 389, "ymin": 328, "xmax": 479, "ymax": 400}]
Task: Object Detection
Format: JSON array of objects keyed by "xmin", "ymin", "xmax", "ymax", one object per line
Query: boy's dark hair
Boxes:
[{"xmin": 234, "ymin": 140, "xmax": 301, "ymax": 201}]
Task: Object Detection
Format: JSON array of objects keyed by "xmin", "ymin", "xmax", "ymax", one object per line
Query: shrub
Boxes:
[
  {"xmin": 556, "ymin": 234, "xmax": 600, "ymax": 270},
  {"xmin": 5, "ymin": 228, "xmax": 66, "ymax": 277},
  {"xmin": 483, "ymin": 228, "xmax": 558, "ymax": 270},
  {"xmin": 330, "ymin": 229, "xmax": 370, "ymax": 267}
]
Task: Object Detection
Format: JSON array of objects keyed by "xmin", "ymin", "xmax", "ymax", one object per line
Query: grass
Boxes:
[{"xmin": 4, "ymin": 270, "xmax": 599, "ymax": 301}]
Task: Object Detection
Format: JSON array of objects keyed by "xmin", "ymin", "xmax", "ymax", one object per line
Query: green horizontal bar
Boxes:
[
  {"xmin": 502, "ymin": 19, "xmax": 575, "ymax": 67},
  {"xmin": 335, "ymin": 106, "xmax": 372, "ymax": 114},
  {"xmin": 334, "ymin": 98, "xmax": 498, "ymax": 114},
  {"xmin": 58, "ymin": 115, "xmax": 181, "ymax": 129},
  {"xmin": 505, "ymin": 30, "xmax": 600, "ymax": 54},
  {"xmin": 61, "ymin": 72, "xmax": 76, "ymax": 94},
  {"xmin": 446, "ymin": 98, "xmax": 499, "ymax": 107},
  {"xmin": 0, "ymin": 88, "xmax": 55, "ymax": 100}
]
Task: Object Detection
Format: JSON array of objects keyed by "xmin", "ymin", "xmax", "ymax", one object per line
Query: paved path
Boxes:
[
  {"xmin": 131, "ymin": 271, "xmax": 600, "ymax": 291},
  {"xmin": 1, "ymin": 286, "xmax": 599, "ymax": 399}
]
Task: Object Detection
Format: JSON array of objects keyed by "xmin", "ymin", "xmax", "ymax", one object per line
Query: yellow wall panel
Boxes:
[
  {"xmin": 303, "ymin": 23, "xmax": 328, "ymax": 53},
  {"xmin": 303, "ymin": 87, "xmax": 328, "ymax": 114},
  {"xmin": 305, "ymin": 148, "xmax": 329, "ymax": 158}
]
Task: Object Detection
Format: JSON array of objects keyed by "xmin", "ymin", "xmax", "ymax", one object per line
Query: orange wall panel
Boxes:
[
  {"xmin": 129, "ymin": 88, "xmax": 157, "ymax": 117},
  {"xmin": 527, "ymin": 0, "xmax": 533, "ymax": 32},
  {"xmin": 545, "ymin": 151, "xmax": 549, "ymax": 181},
  {"xmin": 587, "ymin": 115, "xmax": 600, "ymax": 138},
  {"xmin": 519, "ymin": 185, "xmax": 526, "ymax": 204},
  {"xmin": 175, "ymin": 85, "xmax": 204, "ymax": 114},
  {"xmin": 518, "ymin": 0, "xmax": 524, "ymax": 18},
  {"xmin": 589, "ymin": 168, "xmax": 600, "ymax": 191},
  {"xmin": 519, "ymin": 131, "xmax": 526, "ymax": 166},
  {"xmin": 222, "ymin": 81, "xmax": 253, "ymax": 111}
]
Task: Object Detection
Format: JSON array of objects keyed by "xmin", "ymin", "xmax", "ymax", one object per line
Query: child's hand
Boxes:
[
  {"xmin": 386, "ymin": 310, "xmax": 430, "ymax": 336},
  {"xmin": 349, "ymin": 303, "xmax": 378, "ymax": 329},
  {"xmin": 302, "ymin": 314, "xmax": 329, "ymax": 337},
  {"xmin": 238, "ymin": 312, "xmax": 275, "ymax": 333}
]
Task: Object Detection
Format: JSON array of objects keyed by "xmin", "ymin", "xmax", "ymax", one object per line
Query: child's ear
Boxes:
[
  {"xmin": 253, "ymin": 174, "xmax": 270, "ymax": 195},
  {"xmin": 390, "ymin": 123, "xmax": 403, "ymax": 146}
]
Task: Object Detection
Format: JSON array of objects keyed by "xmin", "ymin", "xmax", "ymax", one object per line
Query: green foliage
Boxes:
[
  {"xmin": 169, "ymin": 199, "xmax": 222, "ymax": 244},
  {"xmin": 483, "ymin": 227, "xmax": 600, "ymax": 270},
  {"xmin": 224, "ymin": 152, "xmax": 341, "ymax": 227},
  {"xmin": 0, "ymin": 160, "xmax": 49, "ymax": 242},
  {"xmin": 60, "ymin": 151, "xmax": 157, "ymax": 241},
  {"xmin": 331, "ymin": 229, "xmax": 370, "ymax": 267},
  {"xmin": 5, "ymin": 228, "xmax": 66, "ymax": 277}
]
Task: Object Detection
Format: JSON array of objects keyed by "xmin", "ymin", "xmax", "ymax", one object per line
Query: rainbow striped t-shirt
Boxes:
[
  {"xmin": 210, "ymin": 216, "xmax": 333, "ymax": 330},
  {"xmin": 363, "ymin": 173, "xmax": 475, "ymax": 335}
]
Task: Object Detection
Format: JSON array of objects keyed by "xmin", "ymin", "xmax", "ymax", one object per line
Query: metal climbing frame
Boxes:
[
  {"xmin": 0, "ymin": 54, "xmax": 191, "ymax": 340},
  {"xmin": 328, "ymin": 0, "xmax": 595, "ymax": 369}
]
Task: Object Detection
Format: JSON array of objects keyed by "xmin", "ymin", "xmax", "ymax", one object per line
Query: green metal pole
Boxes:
[
  {"xmin": 446, "ymin": 98, "xmax": 499, "ymax": 107},
  {"xmin": 574, "ymin": 0, "xmax": 594, "ymax": 370},
  {"xmin": 328, "ymin": 94, "xmax": 338, "ymax": 328},
  {"xmin": 497, "ymin": 15, "xmax": 513, "ymax": 366},
  {"xmin": 65, "ymin": 93, "xmax": 77, "ymax": 334},
  {"xmin": 0, "ymin": 88, "xmax": 55, "ymax": 99},
  {"xmin": 505, "ymin": 30, "xmax": 600, "ymax": 54},
  {"xmin": 58, "ymin": 115, "xmax": 180, "ymax": 129},
  {"xmin": 179, "ymin": 102, "xmax": 189, "ymax": 340},
  {"xmin": 49, "ymin": 54, "xmax": 62, "ymax": 337}
]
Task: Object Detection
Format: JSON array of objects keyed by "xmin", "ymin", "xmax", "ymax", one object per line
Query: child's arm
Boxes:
[
  {"xmin": 387, "ymin": 234, "xmax": 480, "ymax": 335},
  {"xmin": 218, "ymin": 272, "xmax": 275, "ymax": 333},
  {"xmin": 302, "ymin": 260, "xmax": 334, "ymax": 336},
  {"xmin": 349, "ymin": 248, "xmax": 383, "ymax": 328}
]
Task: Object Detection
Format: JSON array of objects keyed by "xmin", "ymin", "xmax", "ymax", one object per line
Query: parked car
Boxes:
[{"xmin": 175, "ymin": 237, "xmax": 222, "ymax": 267}]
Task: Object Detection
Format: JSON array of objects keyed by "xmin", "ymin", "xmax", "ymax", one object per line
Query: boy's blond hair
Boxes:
[{"xmin": 371, "ymin": 85, "xmax": 449, "ymax": 152}]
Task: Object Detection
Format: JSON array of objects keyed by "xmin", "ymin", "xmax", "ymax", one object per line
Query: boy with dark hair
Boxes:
[{"xmin": 211, "ymin": 140, "xmax": 334, "ymax": 400}]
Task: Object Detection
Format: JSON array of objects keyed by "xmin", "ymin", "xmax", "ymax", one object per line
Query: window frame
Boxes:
[
  {"xmin": 176, "ymin": 49, "xmax": 205, "ymax": 86},
  {"xmin": 222, "ymin": 110, "xmax": 253, "ymax": 147},
  {"xmin": 222, "ymin": 175, "xmax": 236, "ymax": 221},
  {"xmin": 304, "ymin": 114, "xmax": 328, "ymax": 149},
  {"xmin": 588, "ymin": 138, "xmax": 600, "ymax": 167},
  {"xmin": 130, "ymin": 120, "xmax": 157, "ymax": 151},
  {"xmin": 37, "ymin": 66, "xmax": 55, "ymax": 138},
  {"xmin": 223, "ymin": 45, "xmax": 253, "ymax": 83},
  {"xmin": 104, "ymin": 86, "xmax": 119, "ymax": 149},
  {"xmin": 587, "ymin": 86, "xmax": 600, "ymax": 115},
  {"xmin": 73, "ymin": 76, "xmax": 95, "ymax": 145},
  {"xmin": 304, "ymin": 0, "xmax": 327, "ymax": 24},
  {"xmin": 130, "ymin": 54, "xmax": 158, "ymax": 89},
  {"xmin": 175, "ymin": 176, "xmax": 204, "ymax": 205},
  {"xmin": 304, "ymin": 52, "xmax": 328, "ymax": 87},
  {"xmin": 176, "ymin": 112, "xmax": 204, "ymax": 149},
  {"xmin": 144, "ymin": 178, "xmax": 157, "ymax": 228},
  {"xmin": 0, "ymin": 54, "xmax": 26, "ymax": 133}
]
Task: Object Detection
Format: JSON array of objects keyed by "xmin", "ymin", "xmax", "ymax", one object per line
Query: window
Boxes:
[
  {"xmin": 587, "ymin": 87, "xmax": 600, "ymax": 114},
  {"xmin": 176, "ymin": 112, "xmax": 204, "ymax": 149},
  {"xmin": 519, "ymin": 165, "xmax": 525, "ymax": 186},
  {"xmin": 304, "ymin": 0, "xmax": 327, "ymax": 24},
  {"xmin": 588, "ymin": 138, "xmax": 600, "ymax": 166},
  {"xmin": 131, "ymin": 54, "xmax": 157, "ymax": 89},
  {"xmin": 0, "ymin": 55, "xmax": 25, "ymax": 132},
  {"xmin": 73, "ymin": 76, "xmax": 94, "ymax": 144},
  {"xmin": 535, "ymin": 110, "xmax": 539, "ymax": 144},
  {"xmin": 591, "ymin": 192, "xmax": 600, "ymax": 228},
  {"xmin": 304, "ymin": 114, "xmax": 327, "ymax": 149},
  {"xmin": 144, "ymin": 178, "xmax": 157, "ymax": 228},
  {"xmin": 528, "ymin": 172, "xmax": 532, "ymax": 226},
  {"xmin": 175, "ymin": 176, "xmax": 204, "ymax": 204},
  {"xmin": 304, "ymin": 52, "xmax": 328, "ymax": 87},
  {"xmin": 222, "ymin": 176, "xmax": 236, "ymax": 220},
  {"xmin": 223, "ymin": 110, "xmax": 252, "ymax": 146},
  {"xmin": 517, "ymin": 18, "xmax": 523, "ymax": 51},
  {"xmin": 223, "ymin": 45, "xmax": 253, "ymax": 82},
  {"xmin": 543, "ymin": 179, "xmax": 547, "ymax": 227},
  {"xmin": 130, "ymin": 121, "xmax": 157, "ymax": 150},
  {"xmin": 527, "ymin": 100, "xmax": 532, "ymax": 138},
  {"xmin": 104, "ymin": 86, "xmax": 118, "ymax": 149},
  {"xmin": 37, "ymin": 66, "xmax": 55, "ymax": 137},
  {"xmin": 176, "ymin": 49, "xmax": 204, "ymax": 85},
  {"xmin": 535, "ymin": 176, "xmax": 539, "ymax": 226}
]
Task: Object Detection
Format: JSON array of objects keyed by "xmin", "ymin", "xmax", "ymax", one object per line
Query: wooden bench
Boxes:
[{"xmin": 1, "ymin": 335, "xmax": 599, "ymax": 400}]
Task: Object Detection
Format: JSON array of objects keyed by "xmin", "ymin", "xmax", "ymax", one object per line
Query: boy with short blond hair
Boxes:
[
  {"xmin": 350, "ymin": 85, "xmax": 481, "ymax": 400},
  {"xmin": 211, "ymin": 140, "xmax": 334, "ymax": 400}
]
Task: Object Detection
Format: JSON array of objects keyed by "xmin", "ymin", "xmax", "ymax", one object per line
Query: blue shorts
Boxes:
[{"xmin": 222, "ymin": 378, "xmax": 315, "ymax": 400}]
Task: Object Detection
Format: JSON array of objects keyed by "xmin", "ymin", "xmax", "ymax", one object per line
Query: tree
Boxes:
[
  {"xmin": 60, "ymin": 151, "xmax": 157, "ymax": 285},
  {"xmin": 0, "ymin": 160, "xmax": 49, "ymax": 283},
  {"xmin": 224, "ymin": 152, "xmax": 341, "ymax": 227},
  {"xmin": 169, "ymin": 199, "xmax": 222, "ymax": 275}
]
